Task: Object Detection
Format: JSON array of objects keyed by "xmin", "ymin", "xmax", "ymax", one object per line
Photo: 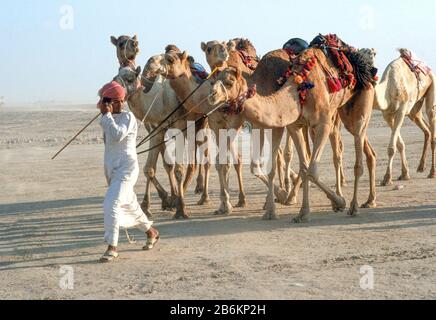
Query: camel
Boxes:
[
  {"xmin": 201, "ymin": 39, "xmax": 297, "ymax": 195},
  {"xmin": 157, "ymin": 49, "xmax": 301, "ymax": 217},
  {"xmin": 371, "ymin": 49, "xmax": 436, "ymax": 184},
  {"xmin": 207, "ymin": 41, "xmax": 377, "ymax": 221},
  {"xmin": 201, "ymin": 39, "xmax": 349, "ymax": 202}
]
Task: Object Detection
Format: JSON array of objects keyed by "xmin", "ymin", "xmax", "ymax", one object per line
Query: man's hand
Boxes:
[{"xmin": 98, "ymin": 102, "xmax": 113, "ymax": 115}]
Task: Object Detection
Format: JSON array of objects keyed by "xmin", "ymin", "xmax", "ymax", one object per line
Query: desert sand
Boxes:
[{"xmin": 0, "ymin": 106, "xmax": 435, "ymax": 300}]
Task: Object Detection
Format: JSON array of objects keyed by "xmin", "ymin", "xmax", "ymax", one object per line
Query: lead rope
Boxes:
[
  {"xmin": 136, "ymin": 67, "xmax": 219, "ymax": 149},
  {"xmin": 125, "ymin": 229, "xmax": 137, "ymax": 244}
]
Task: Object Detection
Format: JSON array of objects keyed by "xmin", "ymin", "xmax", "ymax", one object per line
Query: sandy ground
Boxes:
[{"xmin": 0, "ymin": 106, "xmax": 435, "ymax": 300}]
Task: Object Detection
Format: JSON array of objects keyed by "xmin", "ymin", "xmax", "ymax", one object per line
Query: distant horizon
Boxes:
[{"xmin": 2, "ymin": 0, "xmax": 436, "ymax": 104}]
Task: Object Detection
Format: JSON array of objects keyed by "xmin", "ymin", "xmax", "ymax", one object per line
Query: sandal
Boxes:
[
  {"xmin": 143, "ymin": 231, "xmax": 160, "ymax": 251},
  {"xmin": 99, "ymin": 250, "xmax": 119, "ymax": 263}
]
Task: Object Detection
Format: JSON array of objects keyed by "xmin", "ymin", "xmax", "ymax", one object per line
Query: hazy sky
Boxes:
[{"xmin": 1, "ymin": 0, "xmax": 436, "ymax": 105}]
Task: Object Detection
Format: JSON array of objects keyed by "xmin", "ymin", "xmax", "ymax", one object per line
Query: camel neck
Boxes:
[
  {"xmin": 242, "ymin": 80, "xmax": 301, "ymax": 128},
  {"xmin": 169, "ymin": 74, "xmax": 213, "ymax": 115}
]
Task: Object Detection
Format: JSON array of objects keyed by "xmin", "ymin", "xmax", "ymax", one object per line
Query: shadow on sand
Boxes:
[{"xmin": 0, "ymin": 195, "xmax": 435, "ymax": 271}]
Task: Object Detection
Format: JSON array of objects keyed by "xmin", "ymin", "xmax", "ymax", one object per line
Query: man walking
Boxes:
[{"xmin": 97, "ymin": 81, "xmax": 159, "ymax": 263}]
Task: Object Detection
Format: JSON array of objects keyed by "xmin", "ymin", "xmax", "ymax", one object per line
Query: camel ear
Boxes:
[
  {"xmin": 201, "ymin": 42, "xmax": 207, "ymax": 52},
  {"xmin": 133, "ymin": 35, "xmax": 138, "ymax": 41},
  {"xmin": 135, "ymin": 66, "xmax": 142, "ymax": 77},
  {"xmin": 180, "ymin": 51, "xmax": 189, "ymax": 61},
  {"xmin": 227, "ymin": 40, "xmax": 237, "ymax": 51},
  {"xmin": 111, "ymin": 36, "xmax": 118, "ymax": 46},
  {"xmin": 372, "ymin": 48, "xmax": 377, "ymax": 56}
]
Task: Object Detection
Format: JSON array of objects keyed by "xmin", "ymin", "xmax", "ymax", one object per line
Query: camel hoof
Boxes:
[
  {"xmin": 173, "ymin": 210, "xmax": 189, "ymax": 220},
  {"xmin": 398, "ymin": 174, "xmax": 411, "ymax": 181},
  {"xmin": 214, "ymin": 202, "xmax": 232, "ymax": 216},
  {"xmin": 428, "ymin": 171, "xmax": 436, "ymax": 179},
  {"xmin": 197, "ymin": 195, "xmax": 210, "ymax": 206},
  {"xmin": 361, "ymin": 200, "xmax": 377, "ymax": 209},
  {"xmin": 332, "ymin": 197, "xmax": 346, "ymax": 212},
  {"xmin": 262, "ymin": 212, "xmax": 279, "ymax": 220},
  {"xmin": 381, "ymin": 175, "xmax": 393, "ymax": 186},
  {"xmin": 275, "ymin": 189, "xmax": 289, "ymax": 205},
  {"xmin": 235, "ymin": 200, "xmax": 247, "ymax": 208},
  {"xmin": 348, "ymin": 202, "xmax": 360, "ymax": 216},
  {"xmin": 213, "ymin": 210, "xmax": 230, "ymax": 216},
  {"xmin": 417, "ymin": 164, "xmax": 426, "ymax": 173},
  {"xmin": 284, "ymin": 196, "xmax": 297, "ymax": 206}
]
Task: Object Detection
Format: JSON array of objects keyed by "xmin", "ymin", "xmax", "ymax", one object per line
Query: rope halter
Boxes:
[{"xmin": 219, "ymin": 83, "xmax": 257, "ymax": 115}]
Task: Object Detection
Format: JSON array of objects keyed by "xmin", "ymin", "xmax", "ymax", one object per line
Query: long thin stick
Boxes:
[{"xmin": 51, "ymin": 113, "xmax": 101, "ymax": 160}]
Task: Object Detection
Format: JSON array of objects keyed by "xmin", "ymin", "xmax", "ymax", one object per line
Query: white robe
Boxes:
[{"xmin": 100, "ymin": 111, "xmax": 152, "ymax": 247}]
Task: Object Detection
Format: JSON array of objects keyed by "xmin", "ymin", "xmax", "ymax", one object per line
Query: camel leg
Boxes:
[
  {"xmin": 198, "ymin": 162, "xmax": 211, "ymax": 205},
  {"xmin": 424, "ymin": 79, "xmax": 436, "ymax": 178},
  {"xmin": 161, "ymin": 151, "xmax": 178, "ymax": 211},
  {"xmin": 348, "ymin": 131, "xmax": 366, "ymax": 216},
  {"xmin": 360, "ymin": 138, "xmax": 377, "ymax": 209},
  {"xmin": 251, "ymin": 129, "xmax": 288, "ymax": 205},
  {"xmin": 285, "ymin": 124, "xmax": 307, "ymax": 207},
  {"xmin": 197, "ymin": 147, "xmax": 211, "ymax": 205},
  {"xmin": 183, "ymin": 163, "xmax": 197, "ymax": 194},
  {"xmin": 409, "ymin": 100, "xmax": 430, "ymax": 173},
  {"xmin": 396, "ymin": 134, "xmax": 411, "ymax": 181},
  {"xmin": 276, "ymin": 147, "xmax": 285, "ymax": 190},
  {"xmin": 195, "ymin": 164, "xmax": 205, "ymax": 195},
  {"xmin": 173, "ymin": 163, "xmax": 188, "ymax": 219},
  {"xmin": 329, "ymin": 118, "xmax": 344, "ymax": 197},
  {"xmin": 234, "ymin": 153, "xmax": 247, "ymax": 208},
  {"xmin": 141, "ymin": 138, "xmax": 171, "ymax": 216},
  {"xmin": 293, "ymin": 119, "xmax": 346, "ymax": 223},
  {"xmin": 263, "ymin": 127, "xmax": 285, "ymax": 220},
  {"xmin": 215, "ymin": 162, "xmax": 232, "ymax": 215},
  {"xmin": 286, "ymin": 124, "xmax": 309, "ymax": 222},
  {"xmin": 382, "ymin": 106, "xmax": 407, "ymax": 186},
  {"xmin": 284, "ymin": 130, "xmax": 299, "ymax": 193},
  {"xmin": 303, "ymin": 123, "xmax": 312, "ymax": 159},
  {"xmin": 214, "ymin": 129, "xmax": 233, "ymax": 215}
]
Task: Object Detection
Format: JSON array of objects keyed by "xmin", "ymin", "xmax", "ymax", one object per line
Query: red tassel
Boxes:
[{"xmin": 327, "ymin": 78, "xmax": 342, "ymax": 93}]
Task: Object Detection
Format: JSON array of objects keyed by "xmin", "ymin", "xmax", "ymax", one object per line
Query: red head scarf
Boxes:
[{"xmin": 98, "ymin": 81, "xmax": 126, "ymax": 100}]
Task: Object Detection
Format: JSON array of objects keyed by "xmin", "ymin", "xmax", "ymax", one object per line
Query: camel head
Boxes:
[
  {"xmin": 228, "ymin": 38, "xmax": 258, "ymax": 57},
  {"xmin": 208, "ymin": 67, "xmax": 247, "ymax": 106},
  {"xmin": 201, "ymin": 41, "xmax": 229, "ymax": 68},
  {"xmin": 161, "ymin": 50, "xmax": 191, "ymax": 79},
  {"xmin": 142, "ymin": 54, "xmax": 166, "ymax": 84},
  {"xmin": 111, "ymin": 35, "xmax": 140, "ymax": 66},
  {"xmin": 113, "ymin": 65, "xmax": 142, "ymax": 97}
]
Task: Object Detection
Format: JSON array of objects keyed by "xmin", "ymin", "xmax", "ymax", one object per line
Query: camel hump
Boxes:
[{"xmin": 282, "ymin": 38, "xmax": 309, "ymax": 55}]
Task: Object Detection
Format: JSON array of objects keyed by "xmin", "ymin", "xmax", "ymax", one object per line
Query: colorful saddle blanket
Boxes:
[
  {"xmin": 310, "ymin": 34, "xmax": 377, "ymax": 91},
  {"xmin": 190, "ymin": 62, "xmax": 209, "ymax": 82},
  {"xmin": 399, "ymin": 48, "xmax": 431, "ymax": 79}
]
